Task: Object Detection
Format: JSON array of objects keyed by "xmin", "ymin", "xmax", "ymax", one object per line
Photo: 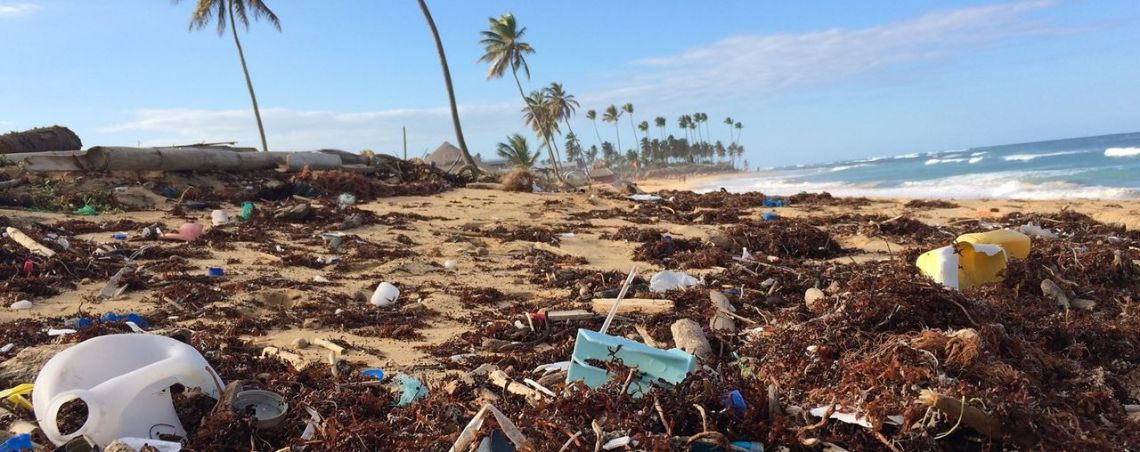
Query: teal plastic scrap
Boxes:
[
  {"xmin": 393, "ymin": 373, "xmax": 427, "ymax": 406},
  {"xmin": 566, "ymin": 328, "xmax": 695, "ymax": 397}
]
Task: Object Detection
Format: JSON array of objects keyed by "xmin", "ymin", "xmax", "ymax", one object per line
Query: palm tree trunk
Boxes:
[
  {"xmin": 417, "ymin": 0, "xmax": 478, "ymax": 175},
  {"xmin": 591, "ymin": 120, "xmax": 603, "ymax": 148},
  {"xmin": 613, "ymin": 123, "xmax": 622, "ymax": 154},
  {"xmin": 228, "ymin": 0, "xmax": 269, "ymax": 153},
  {"xmin": 511, "ymin": 69, "xmax": 562, "ymax": 180},
  {"xmin": 627, "ymin": 116, "xmax": 638, "ymax": 145}
]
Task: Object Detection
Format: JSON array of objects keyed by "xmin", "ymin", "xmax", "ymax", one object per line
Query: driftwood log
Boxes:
[
  {"xmin": 0, "ymin": 126, "xmax": 81, "ymax": 154},
  {"xmin": 80, "ymin": 146, "xmax": 279, "ymax": 172}
]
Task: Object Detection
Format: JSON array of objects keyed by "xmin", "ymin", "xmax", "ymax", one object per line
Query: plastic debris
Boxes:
[
  {"xmin": 47, "ymin": 328, "xmax": 77, "ymax": 336},
  {"xmin": 917, "ymin": 229, "xmax": 1031, "ymax": 290},
  {"xmin": 32, "ymin": 334, "xmax": 223, "ymax": 447},
  {"xmin": 162, "ymin": 222, "xmax": 204, "ymax": 242},
  {"xmin": 761, "ymin": 211, "xmax": 779, "ymax": 221},
  {"xmin": 393, "ymin": 374, "xmax": 427, "ymax": 406},
  {"xmin": 238, "ymin": 201, "xmax": 255, "ymax": 221},
  {"xmin": 0, "ymin": 383, "xmax": 34, "ymax": 410},
  {"xmin": 361, "ymin": 368, "xmax": 385, "ymax": 380},
  {"xmin": 211, "ymin": 209, "xmax": 230, "ymax": 226},
  {"xmin": 73, "ymin": 204, "xmax": 98, "ymax": 216},
  {"xmin": 628, "ymin": 194, "xmax": 662, "ymax": 202},
  {"xmin": 449, "ymin": 404, "xmax": 532, "ymax": 452},
  {"xmin": 112, "ymin": 232, "xmax": 127, "ymax": 240},
  {"xmin": 762, "ymin": 198, "xmax": 786, "ymax": 207},
  {"xmin": 1019, "ymin": 222, "xmax": 1058, "ymax": 239},
  {"xmin": 9, "ymin": 300, "xmax": 32, "ymax": 310},
  {"xmin": 370, "ymin": 282, "xmax": 400, "ymax": 307},
  {"xmin": 0, "ymin": 433, "xmax": 32, "ymax": 452},
  {"xmin": 231, "ymin": 389, "xmax": 289, "ymax": 429},
  {"xmin": 106, "ymin": 437, "xmax": 183, "ymax": 452},
  {"xmin": 602, "ymin": 436, "xmax": 632, "ymax": 450},
  {"xmin": 567, "ymin": 329, "xmax": 696, "ymax": 396},
  {"xmin": 336, "ymin": 193, "xmax": 356, "ymax": 209},
  {"xmin": 649, "ymin": 270, "xmax": 700, "ymax": 292},
  {"xmin": 724, "ymin": 389, "xmax": 746, "ymax": 417},
  {"xmin": 207, "ymin": 266, "xmax": 225, "ymax": 277}
]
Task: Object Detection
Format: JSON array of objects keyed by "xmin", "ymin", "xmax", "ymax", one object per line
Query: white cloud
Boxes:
[
  {"xmin": 97, "ymin": 1, "xmax": 1079, "ymax": 155},
  {"xmin": 0, "ymin": 2, "xmax": 38, "ymax": 16},
  {"xmin": 590, "ymin": 0, "xmax": 1064, "ymax": 106},
  {"xmin": 97, "ymin": 104, "xmax": 519, "ymax": 155}
]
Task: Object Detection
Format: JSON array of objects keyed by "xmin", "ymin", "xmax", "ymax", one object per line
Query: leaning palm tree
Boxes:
[
  {"xmin": 655, "ymin": 116, "xmax": 666, "ymax": 140},
  {"xmin": 478, "ymin": 12, "xmax": 560, "ymax": 177},
  {"xmin": 602, "ymin": 105, "xmax": 622, "ymax": 153},
  {"xmin": 496, "ymin": 134, "xmax": 538, "ymax": 167},
  {"xmin": 622, "ymin": 103, "xmax": 638, "ymax": 145},
  {"xmin": 585, "ymin": 109, "xmax": 603, "ymax": 149},
  {"xmin": 545, "ymin": 82, "xmax": 579, "ymax": 136},
  {"xmin": 735, "ymin": 121, "xmax": 743, "ymax": 143},
  {"xmin": 178, "ymin": 0, "xmax": 278, "ymax": 152},
  {"xmin": 417, "ymin": 0, "xmax": 478, "ymax": 176}
]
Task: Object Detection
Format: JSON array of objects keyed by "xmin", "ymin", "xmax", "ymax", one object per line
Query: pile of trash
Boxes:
[{"xmin": 0, "ymin": 182, "xmax": 1138, "ymax": 451}]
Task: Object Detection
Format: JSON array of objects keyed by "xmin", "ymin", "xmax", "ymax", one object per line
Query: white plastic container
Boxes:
[
  {"xmin": 370, "ymin": 282, "xmax": 400, "ymax": 307},
  {"xmin": 32, "ymin": 334, "xmax": 224, "ymax": 447},
  {"xmin": 211, "ymin": 209, "xmax": 230, "ymax": 226}
]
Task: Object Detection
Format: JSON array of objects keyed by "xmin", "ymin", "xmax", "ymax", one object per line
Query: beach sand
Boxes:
[{"xmin": 2, "ymin": 175, "xmax": 1139, "ymax": 449}]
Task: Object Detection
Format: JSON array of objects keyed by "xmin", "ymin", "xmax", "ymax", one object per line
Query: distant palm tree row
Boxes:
[
  {"xmin": 177, "ymin": 2, "xmax": 748, "ymax": 177},
  {"xmin": 480, "ymin": 12, "xmax": 749, "ymax": 174}
]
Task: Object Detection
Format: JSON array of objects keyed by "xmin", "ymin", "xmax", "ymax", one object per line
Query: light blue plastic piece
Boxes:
[
  {"xmin": 393, "ymin": 373, "xmax": 427, "ymax": 406},
  {"xmin": 566, "ymin": 328, "xmax": 696, "ymax": 397}
]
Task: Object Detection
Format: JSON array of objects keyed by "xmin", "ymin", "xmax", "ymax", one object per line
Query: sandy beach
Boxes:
[{"xmin": 1, "ymin": 169, "xmax": 1139, "ymax": 449}]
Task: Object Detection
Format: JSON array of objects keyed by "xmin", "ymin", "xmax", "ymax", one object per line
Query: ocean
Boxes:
[{"xmin": 696, "ymin": 132, "xmax": 1140, "ymax": 199}]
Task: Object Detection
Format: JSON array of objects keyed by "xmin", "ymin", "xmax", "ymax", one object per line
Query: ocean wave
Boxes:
[
  {"xmin": 691, "ymin": 170, "xmax": 1137, "ymax": 200},
  {"xmin": 968, "ymin": 156, "xmax": 984, "ymax": 164},
  {"xmin": 891, "ymin": 153, "xmax": 920, "ymax": 159},
  {"xmin": 970, "ymin": 151, "xmax": 987, "ymax": 157},
  {"xmin": 1105, "ymin": 147, "xmax": 1140, "ymax": 157},
  {"xmin": 829, "ymin": 163, "xmax": 873, "ymax": 172},
  {"xmin": 925, "ymin": 158, "xmax": 967, "ymax": 165},
  {"xmin": 1002, "ymin": 150, "xmax": 1088, "ymax": 161}
]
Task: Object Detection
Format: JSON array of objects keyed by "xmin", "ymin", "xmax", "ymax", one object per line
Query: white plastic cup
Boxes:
[
  {"xmin": 211, "ymin": 209, "xmax": 230, "ymax": 226},
  {"xmin": 370, "ymin": 282, "xmax": 400, "ymax": 307},
  {"xmin": 444, "ymin": 260, "xmax": 457, "ymax": 271}
]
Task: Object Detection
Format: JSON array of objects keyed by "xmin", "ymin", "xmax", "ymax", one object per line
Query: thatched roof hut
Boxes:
[{"xmin": 424, "ymin": 142, "xmax": 509, "ymax": 174}]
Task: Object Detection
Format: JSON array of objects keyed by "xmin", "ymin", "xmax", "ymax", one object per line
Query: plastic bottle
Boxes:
[{"xmin": 32, "ymin": 334, "xmax": 224, "ymax": 447}]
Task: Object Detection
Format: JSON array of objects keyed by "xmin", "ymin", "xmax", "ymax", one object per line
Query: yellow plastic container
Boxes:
[
  {"xmin": 916, "ymin": 242, "xmax": 1008, "ymax": 290},
  {"xmin": 956, "ymin": 229, "xmax": 1030, "ymax": 259}
]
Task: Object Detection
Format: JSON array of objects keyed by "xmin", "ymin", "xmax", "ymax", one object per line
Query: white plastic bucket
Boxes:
[{"xmin": 370, "ymin": 282, "xmax": 400, "ymax": 307}]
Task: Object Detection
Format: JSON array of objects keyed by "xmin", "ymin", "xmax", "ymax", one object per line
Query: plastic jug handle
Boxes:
[{"xmin": 42, "ymin": 389, "xmax": 101, "ymax": 444}]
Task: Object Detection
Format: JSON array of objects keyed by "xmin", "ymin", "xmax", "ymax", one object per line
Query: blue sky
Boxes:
[{"xmin": 0, "ymin": 0, "xmax": 1137, "ymax": 166}]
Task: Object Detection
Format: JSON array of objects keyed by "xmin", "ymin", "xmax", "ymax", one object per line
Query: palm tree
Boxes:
[
  {"xmin": 496, "ymin": 134, "xmax": 538, "ymax": 167},
  {"xmin": 178, "ymin": 0, "xmax": 278, "ymax": 152},
  {"xmin": 637, "ymin": 121, "xmax": 649, "ymax": 142},
  {"xmin": 677, "ymin": 116, "xmax": 690, "ymax": 144},
  {"xmin": 417, "ymin": 0, "xmax": 478, "ymax": 176},
  {"xmin": 699, "ymin": 113, "xmax": 711, "ymax": 143},
  {"xmin": 724, "ymin": 117, "xmax": 735, "ymax": 145},
  {"xmin": 585, "ymin": 109, "xmax": 603, "ymax": 149},
  {"xmin": 522, "ymin": 90, "xmax": 563, "ymax": 166},
  {"xmin": 602, "ymin": 105, "xmax": 622, "ymax": 154},
  {"xmin": 622, "ymin": 103, "xmax": 637, "ymax": 146},
  {"xmin": 479, "ymin": 13, "xmax": 561, "ymax": 176},
  {"xmin": 655, "ymin": 116, "xmax": 666, "ymax": 140},
  {"xmin": 545, "ymin": 82, "xmax": 578, "ymax": 136},
  {"xmin": 734, "ymin": 121, "xmax": 743, "ymax": 143}
]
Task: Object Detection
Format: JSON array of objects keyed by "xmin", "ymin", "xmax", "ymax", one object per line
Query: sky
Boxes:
[{"xmin": 0, "ymin": 0, "xmax": 1137, "ymax": 166}]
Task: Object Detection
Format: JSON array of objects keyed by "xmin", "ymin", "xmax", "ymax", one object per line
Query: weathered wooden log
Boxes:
[
  {"xmin": 80, "ymin": 146, "xmax": 279, "ymax": 172},
  {"xmin": 284, "ymin": 152, "xmax": 342, "ymax": 171},
  {"xmin": 671, "ymin": 319, "xmax": 712, "ymax": 359},
  {"xmin": 5, "ymin": 227, "xmax": 55, "ymax": 257},
  {"xmin": 709, "ymin": 290, "xmax": 736, "ymax": 333},
  {"xmin": 0, "ymin": 126, "xmax": 81, "ymax": 154}
]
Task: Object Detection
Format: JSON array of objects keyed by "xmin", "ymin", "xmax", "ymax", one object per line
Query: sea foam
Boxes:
[{"xmin": 1105, "ymin": 147, "xmax": 1140, "ymax": 157}]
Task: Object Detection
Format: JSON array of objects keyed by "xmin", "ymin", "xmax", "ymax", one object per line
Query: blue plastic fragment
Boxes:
[
  {"xmin": 567, "ymin": 329, "xmax": 696, "ymax": 397},
  {"xmin": 361, "ymin": 368, "xmax": 385, "ymax": 380},
  {"xmin": 98, "ymin": 312, "xmax": 149, "ymax": 328},
  {"xmin": 73, "ymin": 318, "xmax": 94, "ymax": 329},
  {"xmin": 724, "ymin": 389, "xmax": 746, "ymax": 417},
  {"xmin": 394, "ymin": 374, "xmax": 427, "ymax": 406},
  {"xmin": 761, "ymin": 212, "xmax": 779, "ymax": 221},
  {"xmin": 762, "ymin": 198, "xmax": 786, "ymax": 208},
  {"xmin": 0, "ymin": 433, "xmax": 32, "ymax": 452}
]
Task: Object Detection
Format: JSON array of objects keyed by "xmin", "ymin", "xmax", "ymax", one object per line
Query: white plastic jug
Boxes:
[
  {"xmin": 370, "ymin": 282, "xmax": 400, "ymax": 307},
  {"xmin": 32, "ymin": 334, "xmax": 224, "ymax": 447}
]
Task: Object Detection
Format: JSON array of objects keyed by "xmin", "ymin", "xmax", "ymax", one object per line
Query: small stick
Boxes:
[
  {"xmin": 312, "ymin": 338, "xmax": 345, "ymax": 355},
  {"xmin": 655, "ymin": 398, "xmax": 673, "ymax": 436},
  {"xmin": 599, "ymin": 265, "xmax": 637, "ymax": 335}
]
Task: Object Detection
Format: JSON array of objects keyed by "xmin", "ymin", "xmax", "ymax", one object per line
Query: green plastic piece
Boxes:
[
  {"xmin": 238, "ymin": 201, "xmax": 254, "ymax": 221},
  {"xmin": 73, "ymin": 205, "xmax": 97, "ymax": 216}
]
